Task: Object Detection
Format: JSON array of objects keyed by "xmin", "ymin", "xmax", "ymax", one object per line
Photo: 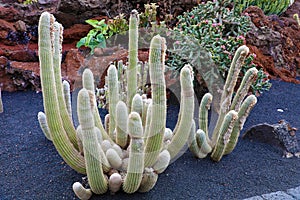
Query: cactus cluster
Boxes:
[
  {"xmin": 188, "ymin": 45, "xmax": 258, "ymax": 162},
  {"xmin": 38, "ymin": 11, "xmax": 195, "ymax": 199}
]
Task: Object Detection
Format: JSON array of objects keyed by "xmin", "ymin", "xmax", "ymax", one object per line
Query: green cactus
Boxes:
[
  {"xmin": 77, "ymin": 88, "xmax": 108, "ymax": 194},
  {"xmin": 115, "ymin": 100, "xmax": 129, "ymax": 148},
  {"xmin": 123, "ymin": 112, "xmax": 145, "ymax": 193},
  {"xmin": 127, "ymin": 9, "xmax": 139, "ymax": 112},
  {"xmin": 189, "ymin": 45, "xmax": 258, "ymax": 161},
  {"xmin": 38, "ymin": 10, "xmax": 197, "ymax": 198},
  {"xmin": 38, "ymin": 12, "xmax": 85, "ymax": 174},
  {"xmin": 144, "ymin": 35, "xmax": 167, "ymax": 167},
  {"xmin": 166, "ymin": 64, "xmax": 194, "ymax": 160}
]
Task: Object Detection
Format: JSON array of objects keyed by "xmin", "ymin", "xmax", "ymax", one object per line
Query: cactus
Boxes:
[
  {"xmin": 38, "ymin": 10, "xmax": 195, "ymax": 199},
  {"xmin": 189, "ymin": 45, "xmax": 258, "ymax": 161},
  {"xmin": 38, "ymin": 12, "xmax": 85, "ymax": 174}
]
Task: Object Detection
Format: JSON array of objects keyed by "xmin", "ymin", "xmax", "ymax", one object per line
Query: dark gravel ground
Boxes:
[{"xmin": 0, "ymin": 79, "xmax": 299, "ymax": 200}]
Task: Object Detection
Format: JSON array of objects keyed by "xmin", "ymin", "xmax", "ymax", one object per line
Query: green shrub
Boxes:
[
  {"xmin": 167, "ymin": 0, "xmax": 271, "ymax": 94},
  {"xmin": 233, "ymin": 0, "xmax": 292, "ymax": 16}
]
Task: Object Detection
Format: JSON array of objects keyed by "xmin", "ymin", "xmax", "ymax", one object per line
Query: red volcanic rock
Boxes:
[
  {"xmin": 244, "ymin": 6, "xmax": 300, "ymax": 83},
  {"xmin": 0, "ymin": 6, "xmax": 21, "ymax": 22},
  {"xmin": 63, "ymin": 24, "xmax": 91, "ymax": 44}
]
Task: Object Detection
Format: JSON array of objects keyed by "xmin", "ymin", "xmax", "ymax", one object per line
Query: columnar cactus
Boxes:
[
  {"xmin": 189, "ymin": 45, "xmax": 258, "ymax": 161},
  {"xmin": 38, "ymin": 12, "xmax": 85, "ymax": 174},
  {"xmin": 38, "ymin": 10, "xmax": 195, "ymax": 199}
]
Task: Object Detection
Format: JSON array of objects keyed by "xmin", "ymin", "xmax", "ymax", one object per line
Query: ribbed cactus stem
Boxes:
[
  {"xmin": 123, "ymin": 112, "xmax": 144, "ymax": 193},
  {"xmin": 62, "ymin": 80, "xmax": 73, "ymax": 120},
  {"xmin": 211, "ymin": 45, "xmax": 249, "ymax": 144},
  {"xmin": 144, "ymin": 35, "xmax": 167, "ymax": 167},
  {"xmin": 211, "ymin": 110, "xmax": 238, "ymax": 162},
  {"xmin": 51, "ymin": 21, "xmax": 79, "ymax": 149},
  {"xmin": 37, "ymin": 111, "xmax": 51, "ymax": 141},
  {"xmin": 230, "ymin": 67, "xmax": 258, "ymax": 111},
  {"xmin": 127, "ymin": 10, "xmax": 139, "ymax": 112},
  {"xmin": 199, "ymin": 93, "xmax": 213, "ymax": 144},
  {"xmin": 77, "ymin": 88, "xmax": 108, "ymax": 194},
  {"xmin": 224, "ymin": 95, "xmax": 257, "ymax": 155},
  {"xmin": 72, "ymin": 182, "xmax": 92, "ymax": 200},
  {"xmin": 83, "ymin": 68, "xmax": 112, "ymax": 142},
  {"xmin": 167, "ymin": 65, "xmax": 194, "ymax": 160},
  {"xmin": 115, "ymin": 101, "xmax": 128, "ymax": 148},
  {"xmin": 108, "ymin": 65, "xmax": 119, "ymax": 140},
  {"xmin": 38, "ymin": 12, "xmax": 85, "ymax": 174}
]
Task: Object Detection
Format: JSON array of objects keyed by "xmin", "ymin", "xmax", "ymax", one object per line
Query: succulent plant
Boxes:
[
  {"xmin": 38, "ymin": 10, "xmax": 194, "ymax": 199},
  {"xmin": 188, "ymin": 45, "xmax": 258, "ymax": 162}
]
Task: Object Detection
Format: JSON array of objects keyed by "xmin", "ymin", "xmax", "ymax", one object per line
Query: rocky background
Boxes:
[{"xmin": 0, "ymin": 0, "xmax": 299, "ymax": 91}]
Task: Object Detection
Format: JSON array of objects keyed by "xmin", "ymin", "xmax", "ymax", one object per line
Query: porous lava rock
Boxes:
[{"xmin": 244, "ymin": 5, "xmax": 300, "ymax": 83}]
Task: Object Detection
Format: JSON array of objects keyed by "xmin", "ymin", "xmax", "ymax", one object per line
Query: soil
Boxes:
[{"xmin": 0, "ymin": 79, "xmax": 299, "ymax": 200}]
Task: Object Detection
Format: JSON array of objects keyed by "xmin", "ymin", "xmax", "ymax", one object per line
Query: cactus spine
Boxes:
[{"xmin": 189, "ymin": 45, "xmax": 258, "ymax": 161}]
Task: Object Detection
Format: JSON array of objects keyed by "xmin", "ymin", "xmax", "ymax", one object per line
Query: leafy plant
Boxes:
[
  {"xmin": 76, "ymin": 3, "xmax": 170, "ymax": 54},
  {"xmin": 19, "ymin": 0, "xmax": 37, "ymax": 5},
  {"xmin": 76, "ymin": 16, "xmax": 128, "ymax": 53},
  {"xmin": 166, "ymin": 0, "xmax": 271, "ymax": 94},
  {"xmin": 233, "ymin": 0, "xmax": 292, "ymax": 16}
]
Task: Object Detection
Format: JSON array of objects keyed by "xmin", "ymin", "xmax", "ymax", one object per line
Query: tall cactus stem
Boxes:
[
  {"xmin": 107, "ymin": 65, "xmax": 119, "ymax": 140},
  {"xmin": 127, "ymin": 10, "xmax": 139, "ymax": 112},
  {"xmin": 77, "ymin": 88, "xmax": 108, "ymax": 194},
  {"xmin": 123, "ymin": 112, "xmax": 145, "ymax": 193},
  {"xmin": 230, "ymin": 67, "xmax": 258, "ymax": 111},
  {"xmin": 144, "ymin": 35, "xmax": 167, "ymax": 167},
  {"xmin": 167, "ymin": 65, "xmax": 194, "ymax": 160},
  {"xmin": 38, "ymin": 12, "xmax": 85, "ymax": 174},
  {"xmin": 211, "ymin": 45, "xmax": 249, "ymax": 144},
  {"xmin": 51, "ymin": 21, "xmax": 79, "ymax": 149},
  {"xmin": 82, "ymin": 68, "xmax": 112, "ymax": 142}
]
